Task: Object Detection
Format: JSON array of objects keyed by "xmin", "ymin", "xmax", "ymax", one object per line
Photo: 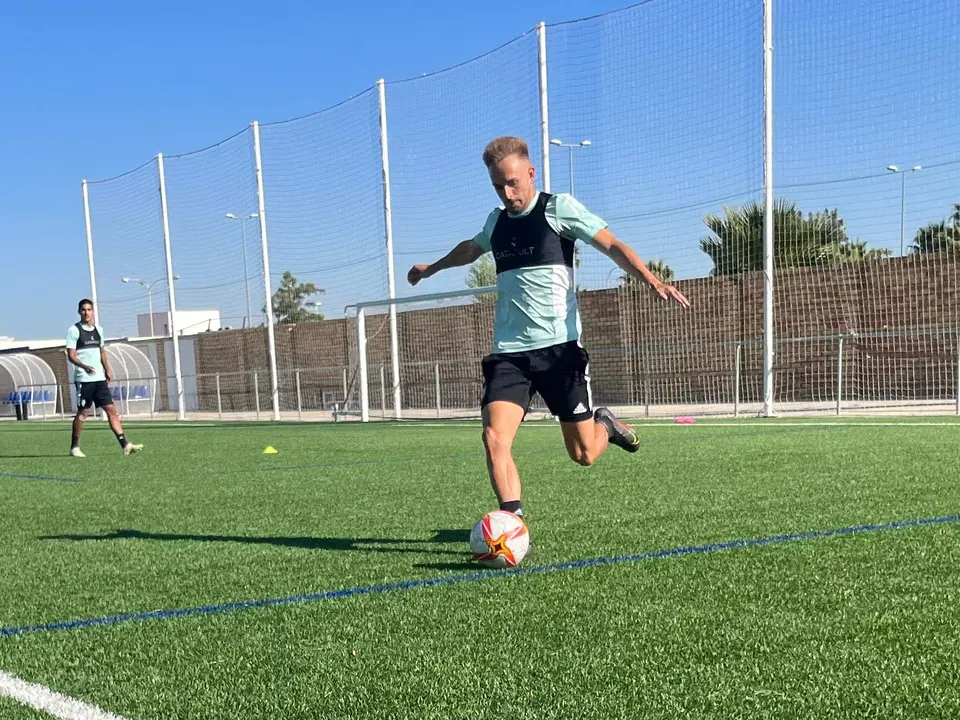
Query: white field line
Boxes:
[{"xmin": 0, "ymin": 670, "xmax": 131, "ymax": 720}]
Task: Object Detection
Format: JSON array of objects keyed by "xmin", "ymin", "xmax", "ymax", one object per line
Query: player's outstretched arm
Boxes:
[
  {"xmin": 408, "ymin": 239, "xmax": 486, "ymax": 286},
  {"xmin": 590, "ymin": 228, "xmax": 691, "ymax": 308}
]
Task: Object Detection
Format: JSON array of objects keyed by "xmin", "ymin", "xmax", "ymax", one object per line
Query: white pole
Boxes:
[
  {"xmin": 955, "ymin": 333, "xmax": 959, "ymax": 416},
  {"xmin": 537, "ymin": 22, "xmax": 551, "ymax": 193},
  {"xmin": 251, "ymin": 121, "xmax": 281, "ymax": 421},
  {"xmin": 377, "ymin": 79, "xmax": 403, "ymax": 420},
  {"xmin": 357, "ymin": 309, "xmax": 370, "ymax": 422},
  {"xmin": 734, "ymin": 343, "xmax": 742, "ymax": 418},
  {"xmin": 81, "ymin": 180, "xmax": 100, "ymax": 321},
  {"xmin": 435, "ymin": 362, "xmax": 441, "ymax": 418},
  {"xmin": 254, "ymin": 371, "xmax": 260, "ymax": 420},
  {"xmin": 836, "ymin": 336, "xmax": 844, "ymax": 416},
  {"xmin": 761, "ymin": 0, "xmax": 775, "ymax": 418},
  {"xmin": 216, "ymin": 373, "xmax": 222, "ymax": 420},
  {"xmin": 296, "ymin": 369, "xmax": 303, "ymax": 421},
  {"xmin": 380, "ymin": 365, "xmax": 386, "ymax": 418},
  {"xmin": 156, "ymin": 153, "xmax": 185, "ymax": 421}
]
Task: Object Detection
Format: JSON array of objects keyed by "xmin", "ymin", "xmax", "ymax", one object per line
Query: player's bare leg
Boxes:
[
  {"xmin": 481, "ymin": 401, "xmax": 526, "ymax": 513},
  {"xmin": 70, "ymin": 409, "xmax": 88, "ymax": 457},
  {"xmin": 561, "ymin": 418, "xmax": 611, "ymax": 466},
  {"xmin": 103, "ymin": 405, "xmax": 143, "ymax": 455}
]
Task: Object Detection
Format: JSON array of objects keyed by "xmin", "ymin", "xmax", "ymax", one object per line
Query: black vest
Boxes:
[
  {"xmin": 74, "ymin": 323, "xmax": 102, "ymax": 350},
  {"xmin": 489, "ymin": 193, "xmax": 574, "ymax": 274}
]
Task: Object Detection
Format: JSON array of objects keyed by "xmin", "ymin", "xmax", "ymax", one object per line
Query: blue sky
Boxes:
[{"xmin": 1, "ymin": 0, "xmax": 957, "ymax": 340}]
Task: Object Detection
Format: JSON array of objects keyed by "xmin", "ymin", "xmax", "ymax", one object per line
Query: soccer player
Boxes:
[
  {"xmin": 66, "ymin": 299, "xmax": 143, "ymax": 457},
  {"xmin": 407, "ymin": 136, "xmax": 690, "ymax": 519}
]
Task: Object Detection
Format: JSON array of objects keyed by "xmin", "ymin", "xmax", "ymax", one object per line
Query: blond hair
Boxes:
[{"xmin": 482, "ymin": 136, "xmax": 530, "ymax": 168}]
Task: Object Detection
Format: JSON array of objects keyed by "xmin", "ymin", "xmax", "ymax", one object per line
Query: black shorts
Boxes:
[
  {"xmin": 76, "ymin": 381, "xmax": 113, "ymax": 411},
  {"xmin": 481, "ymin": 340, "xmax": 593, "ymax": 422}
]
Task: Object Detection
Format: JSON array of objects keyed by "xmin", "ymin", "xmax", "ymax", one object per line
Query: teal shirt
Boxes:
[
  {"xmin": 66, "ymin": 324, "xmax": 107, "ymax": 383},
  {"xmin": 472, "ymin": 192, "xmax": 608, "ymax": 353}
]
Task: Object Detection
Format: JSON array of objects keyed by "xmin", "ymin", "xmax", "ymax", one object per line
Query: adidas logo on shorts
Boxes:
[{"xmin": 573, "ymin": 402, "xmax": 587, "ymax": 414}]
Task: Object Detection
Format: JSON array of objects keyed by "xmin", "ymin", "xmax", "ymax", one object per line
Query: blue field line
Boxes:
[
  {"xmin": 1, "ymin": 512, "xmax": 957, "ymax": 639},
  {"xmin": 0, "ymin": 472, "xmax": 83, "ymax": 484}
]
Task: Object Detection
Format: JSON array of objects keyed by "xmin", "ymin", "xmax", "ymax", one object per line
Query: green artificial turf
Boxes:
[{"xmin": 0, "ymin": 419, "xmax": 958, "ymax": 719}]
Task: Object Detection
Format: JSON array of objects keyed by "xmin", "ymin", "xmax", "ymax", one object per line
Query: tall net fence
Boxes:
[
  {"xmin": 86, "ymin": 161, "xmax": 168, "ymax": 340},
  {"xmin": 548, "ymin": 0, "xmax": 764, "ymax": 412},
  {"xmin": 158, "ymin": 127, "xmax": 263, "ymax": 414},
  {"xmin": 387, "ymin": 32, "xmax": 542, "ymax": 301},
  {"xmin": 259, "ymin": 88, "xmax": 387, "ymax": 412},
  {"xmin": 772, "ymin": 0, "xmax": 960, "ymax": 413},
  {"xmin": 80, "ymin": 0, "xmax": 960, "ymax": 421}
]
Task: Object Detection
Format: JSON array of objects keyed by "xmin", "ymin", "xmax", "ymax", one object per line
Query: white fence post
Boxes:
[
  {"xmin": 761, "ymin": 0, "xmax": 775, "ymax": 418},
  {"xmin": 216, "ymin": 373, "xmax": 222, "ymax": 420},
  {"xmin": 156, "ymin": 153, "xmax": 185, "ymax": 421},
  {"xmin": 251, "ymin": 121, "xmax": 281, "ymax": 421},
  {"xmin": 836, "ymin": 336, "xmax": 845, "ymax": 416},
  {"xmin": 377, "ymin": 79, "xmax": 403, "ymax": 420},
  {"xmin": 955, "ymin": 333, "xmax": 959, "ymax": 416},
  {"xmin": 537, "ymin": 22, "xmax": 551, "ymax": 193},
  {"xmin": 358, "ymin": 309, "xmax": 370, "ymax": 422},
  {"xmin": 296, "ymin": 369, "xmax": 303, "ymax": 421},
  {"xmin": 734, "ymin": 343, "xmax": 742, "ymax": 418},
  {"xmin": 435, "ymin": 363, "xmax": 442, "ymax": 417},
  {"xmin": 380, "ymin": 365, "xmax": 386, "ymax": 418},
  {"xmin": 81, "ymin": 180, "xmax": 99, "ymax": 322}
]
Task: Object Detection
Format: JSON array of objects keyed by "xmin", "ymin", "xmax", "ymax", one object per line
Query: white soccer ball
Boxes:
[{"xmin": 470, "ymin": 510, "xmax": 530, "ymax": 568}]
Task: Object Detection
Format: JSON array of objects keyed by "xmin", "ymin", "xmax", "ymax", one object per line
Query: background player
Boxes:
[{"xmin": 66, "ymin": 299, "xmax": 143, "ymax": 457}]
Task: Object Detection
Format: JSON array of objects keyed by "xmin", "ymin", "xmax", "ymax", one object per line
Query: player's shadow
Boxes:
[
  {"xmin": 0, "ymin": 454, "xmax": 75, "ymax": 459},
  {"xmin": 40, "ymin": 528, "xmax": 472, "ymax": 558}
]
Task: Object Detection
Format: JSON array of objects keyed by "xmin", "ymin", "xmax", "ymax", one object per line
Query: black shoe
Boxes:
[{"xmin": 595, "ymin": 407, "xmax": 640, "ymax": 453}]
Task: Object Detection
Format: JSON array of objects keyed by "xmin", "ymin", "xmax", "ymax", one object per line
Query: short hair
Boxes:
[
  {"xmin": 78, "ymin": 299, "xmax": 93, "ymax": 312},
  {"xmin": 482, "ymin": 136, "xmax": 530, "ymax": 168}
]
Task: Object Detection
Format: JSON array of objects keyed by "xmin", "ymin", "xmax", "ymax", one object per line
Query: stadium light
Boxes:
[
  {"xmin": 225, "ymin": 213, "xmax": 260, "ymax": 327},
  {"xmin": 121, "ymin": 275, "xmax": 179, "ymax": 337},
  {"xmin": 886, "ymin": 165, "xmax": 922, "ymax": 255},
  {"xmin": 548, "ymin": 139, "xmax": 592, "ymax": 195}
]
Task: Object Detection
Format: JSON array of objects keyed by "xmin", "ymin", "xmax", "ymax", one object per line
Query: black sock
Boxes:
[
  {"xmin": 500, "ymin": 500, "xmax": 523, "ymax": 517},
  {"xmin": 116, "ymin": 433, "xmax": 129, "ymax": 448},
  {"xmin": 71, "ymin": 434, "xmax": 80, "ymax": 450}
]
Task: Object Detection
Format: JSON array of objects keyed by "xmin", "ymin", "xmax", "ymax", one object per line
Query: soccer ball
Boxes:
[{"xmin": 470, "ymin": 510, "xmax": 530, "ymax": 568}]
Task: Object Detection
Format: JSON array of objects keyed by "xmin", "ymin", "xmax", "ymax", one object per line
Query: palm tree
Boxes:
[
  {"xmin": 620, "ymin": 259, "xmax": 674, "ymax": 286},
  {"xmin": 910, "ymin": 203, "xmax": 960, "ymax": 254},
  {"xmin": 699, "ymin": 200, "xmax": 886, "ymax": 275}
]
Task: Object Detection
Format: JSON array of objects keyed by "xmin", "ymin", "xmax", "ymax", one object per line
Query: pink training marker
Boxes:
[{"xmin": 675, "ymin": 416, "xmax": 696, "ymax": 424}]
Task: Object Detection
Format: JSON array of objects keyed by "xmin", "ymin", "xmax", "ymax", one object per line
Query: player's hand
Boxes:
[
  {"xmin": 653, "ymin": 283, "xmax": 691, "ymax": 308},
  {"xmin": 105, "ymin": 369, "xmax": 113, "ymax": 382},
  {"xmin": 407, "ymin": 264, "xmax": 431, "ymax": 286},
  {"xmin": 83, "ymin": 364, "xmax": 96, "ymax": 375}
]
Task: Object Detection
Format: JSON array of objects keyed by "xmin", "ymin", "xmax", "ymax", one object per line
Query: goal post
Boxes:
[{"xmin": 346, "ymin": 285, "xmax": 498, "ymax": 422}]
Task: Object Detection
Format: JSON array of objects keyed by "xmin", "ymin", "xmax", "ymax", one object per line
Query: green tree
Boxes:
[
  {"xmin": 699, "ymin": 200, "xmax": 888, "ymax": 276},
  {"xmin": 466, "ymin": 254, "xmax": 497, "ymax": 303},
  {"xmin": 620, "ymin": 259, "xmax": 675, "ymax": 286},
  {"xmin": 267, "ymin": 270, "xmax": 324, "ymax": 323},
  {"xmin": 911, "ymin": 203, "xmax": 960, "ymax": 254}
]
